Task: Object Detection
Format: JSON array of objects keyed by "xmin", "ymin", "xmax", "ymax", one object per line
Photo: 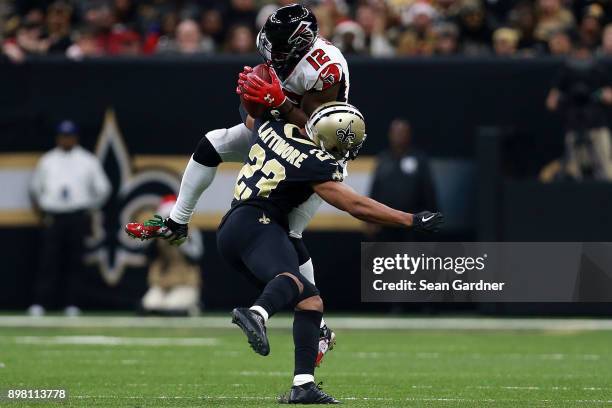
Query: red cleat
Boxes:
[
  {"xmin": 124, "ymin": 215, "xmax": 168, "ymax": 241},
  {"xmin": 315, "ymin": 325, "xmax": 336, "ymax": 367}
]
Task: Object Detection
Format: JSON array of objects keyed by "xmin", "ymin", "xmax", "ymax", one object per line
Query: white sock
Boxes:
[
  {"xmin": 169, "ymin": 156, "xmax": 217, "ymax": 224},
  {"xmin": 249, "ymin": 305, "xmax": 269, "ymax": 323},
  {"xmin": 293, "ymin": 374, "xmax": 314, "ymax": 386},
  {"xmin": 299, "ymin": 259, "xmax": 315, "ymax": 285},
  {"xmin": 299, "ymin": 259, "xmax": 326, "ymax": 329}
]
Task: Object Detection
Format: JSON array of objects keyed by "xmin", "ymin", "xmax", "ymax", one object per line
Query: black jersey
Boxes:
[{"xmin": 226, "ymin": 119, "xmax": 343, "ymax": 230}]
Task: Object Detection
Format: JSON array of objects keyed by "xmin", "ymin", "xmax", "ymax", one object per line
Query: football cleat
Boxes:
[
  {"xmin": 125, "ymin": 215, "xmax": 188, "ymax": 245},
  {"xmin": 279, "ymin": 382, "xmax": 339, "ymax": 404},
  {"xmin": 315, "ymin": 324, "xmax": 336, "ymax": 367},
  {"xmin": 125, "ymin": 215, "xmax": 168, "ymax": 241},
  {"xmin": 231, "ymin": 308, "xmax": 270, "ymax": 356}
]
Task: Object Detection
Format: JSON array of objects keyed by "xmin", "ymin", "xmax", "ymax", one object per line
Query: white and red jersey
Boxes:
[{"xmin": 281, "ymin": 37, "xmax": 350, "ymax": 106}]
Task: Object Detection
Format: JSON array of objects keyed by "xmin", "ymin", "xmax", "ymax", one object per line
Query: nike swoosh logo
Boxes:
[{"xmin": 422, "ymin": 214, "xmax": 435, "ymax": 223}]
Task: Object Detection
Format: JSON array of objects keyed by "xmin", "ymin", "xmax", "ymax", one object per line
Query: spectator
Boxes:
[
  {"xmin": 434, "ymin": 22, "xmax": 460, "ymax": 55},
  {"xmin": 400, "ymin": 2, "xmax": 437, "ymax": 56},
  {"xmin": 355, "ymin": 3, "xmax": 394, "ymax": 57},
  {"xmin": 225, "ymin": 0, "xmax": 257, "ymax": 30},
  {"xmin": 107, "ymin": 27, "xmax": 141, "ymax": 55},
  {"xmin": 598, "ymin": 23, "xmax": 612, "ymax": 56},
  {"xmin": 28, "ymin": 120, "xmax": 111, "ymax": 317},
  {"xmin": 434, "ymin": 0, "xmax": 461, "ymax": 20},
  {"xmin": 312, "ymin": 2, "xmax": 339, "ymax": 40},
  {"xmin": 333, "ymin": 20, "xmax": 366, "ymax": 55},
  {"xmin": 160, "ymin": 11, "xmax": 179, "ymax": 41},
  {"xmin": 82, "ymin": 1, "xmax": 114, "ymax": 37},
  {"xmin": 546, "ymin": 44, "xmax": 612, "ymax": 180},
  {"xmin": 256, "ymin": 0, "xmax": 294, "ymax": 30},
  {"xmin": 456, "ymin": 0, "xmax": 493, "ymax": 55},
  {"xmin": 200, "ymin": 8, "xmax": 224, "ymax": 47},
  {"xmin": 157, "ymin": 19, "xmax": 214, "ymax": 55},
  {"xmin": 45, "ymin": 0, "xmax": 73, "ymax": 53},
  {"xmin": 548, "ymin": 29, "xmax": 573, "ymax": 56},
  {"xmin": 534, "ymin": 0, "xmax": 575, "ymax": 43},
  {"xmin": 112, "ymin": 0, "xmax": 137, "ymax": 27},
  {"xmin": 66, "ymin": 26, "xmax": 104, "ymax": 60},
  {"xmin": 493, "ymin": 27, "xmax": 520, "ymax": 57},
  {"xmin": 508, "ymin": 1, "xmax": 538, "ymax": 52},
  {"xmin": 225, "ymin": 24, "xmax": 254, "ymax": 54},
  {"xmin": 141, "ymin": 195, "xmax": 203, "ymax": 316},
  {"xmin": 14, "ymin": 20, "xmax": 48, "ymax": 55},
  {"xmin": 578, "ymin": 4, "xmax": 604, "ymax": 50},
  {"xmin": 396, "ymin": 30, "xmax": 422, "ymax": 56},
  {"xmin": 367, "ymin": 119, "xmax": 438, "ymax": 241}
]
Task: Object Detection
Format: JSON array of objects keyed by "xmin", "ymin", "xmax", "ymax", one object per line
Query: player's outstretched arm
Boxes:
[{"xmin": 312, "ymin": 181, "xmax": 444, "ymax": 232}]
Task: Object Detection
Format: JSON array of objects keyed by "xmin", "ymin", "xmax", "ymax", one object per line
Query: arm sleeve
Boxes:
[{"xmin": 30, "ymin": 158, "xmax": 45, "ymax": 201}]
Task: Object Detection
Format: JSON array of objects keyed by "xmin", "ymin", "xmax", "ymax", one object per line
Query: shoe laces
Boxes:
[{"xmin": 143, "ymin": 214, "xmax": 165, "ymax": 227}]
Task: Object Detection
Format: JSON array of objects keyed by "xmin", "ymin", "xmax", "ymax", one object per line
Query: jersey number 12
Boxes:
[{"xmin": 306, "ymin": 49, "xmax": 330, "ymax": 70}]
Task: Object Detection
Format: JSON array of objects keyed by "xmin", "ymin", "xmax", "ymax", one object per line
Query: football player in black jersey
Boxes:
[
  {"xmin": 221, "ymin": 103, "xmax": 443, "ymax": 404},
  {"xmin": 127, "ymin": 102, "xmax": 443, "ymax": 403},
  {"xmin": 126, "ymin": 103, "xmax": 443, "ymax": 404}
]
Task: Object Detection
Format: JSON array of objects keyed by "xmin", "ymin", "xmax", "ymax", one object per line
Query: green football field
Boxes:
[{"xmin": 1, "ymin": 316, "xmax": 612, "ymax": 407}]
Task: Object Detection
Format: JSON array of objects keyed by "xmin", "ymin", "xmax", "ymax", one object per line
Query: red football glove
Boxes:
[
  {"xmin": 241, "ymin": 67, "xmax": 287, "ymax": 108},
  {"xmin": 236, "ymin": 66, "xmax": 253, "ymax": 95}
]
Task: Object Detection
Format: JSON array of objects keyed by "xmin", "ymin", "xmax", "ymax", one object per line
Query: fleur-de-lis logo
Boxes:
[
  {"xmin": 336, "ymin": 123, "xmax": 356, "ymax": 146},
  {"xmin": 332, "ymin": 168, "xmax": 344, "ymax": 182},
  {"xmin": 85, "ymin": 109, "xmax": 180, "ymax": 286},
  {"xmin": 258, "ymin": 213, "xmax": 271, "ymax": 224}
]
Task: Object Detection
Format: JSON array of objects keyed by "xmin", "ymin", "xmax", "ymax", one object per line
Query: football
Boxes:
[{"xmin": 240, "ymin": 63, "xmax": 271, "ymax": 118}]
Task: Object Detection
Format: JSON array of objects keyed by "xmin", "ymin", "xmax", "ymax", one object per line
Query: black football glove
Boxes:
[
  {"xmin": 163, "ymin": 217, "xmax": 189, "ymax": 246},
  {"xmin": 412, "ymin": 211, "xmax": 444, "ymax": 233}
]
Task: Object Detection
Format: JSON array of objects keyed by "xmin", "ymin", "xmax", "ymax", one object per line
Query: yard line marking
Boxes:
[
  {"xmin": 2, "ymin": 315, "xmax": 612, "ymax": 331},
  {"xmin": 238, "ymin": 370, "xmax": 291, "ymax": 377},
  {"xmin": 8, "ymin": 335, "xmax": 218, "ymax": 346}
]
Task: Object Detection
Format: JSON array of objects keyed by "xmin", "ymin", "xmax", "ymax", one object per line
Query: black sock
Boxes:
[
  {"xmin": 254, "ymin": 275, "xmax": 300, "ymax": 318},
  {"xmin": 293, "ymin": 310, "xmax": 323, "ymax": 376}
]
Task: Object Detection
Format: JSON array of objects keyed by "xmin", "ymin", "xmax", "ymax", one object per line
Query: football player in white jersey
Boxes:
[{"xmin": 160, "ymin": 4, "xmax": 350, "ymax": 366}]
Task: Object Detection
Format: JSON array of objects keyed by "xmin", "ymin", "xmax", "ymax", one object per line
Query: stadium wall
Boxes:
[{"xmin": 1, "ymin": 57, "xmax": 610, "ymax": 313}]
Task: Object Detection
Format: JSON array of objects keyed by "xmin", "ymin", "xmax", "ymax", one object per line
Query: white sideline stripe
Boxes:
[
  {"xmin": 65, "ymin": 383, "xmax": 612, "ymax": 391},
  {"xmin": 69, "ymin": 395, "xmax": 612, "ymax": 404},
  {"xmin": 2, "ymin": 316, "xmax": 612, "ymax": 331},
  {"xmin": 5, "ymin": 335, "xmax": 218, "ymax": 346}
]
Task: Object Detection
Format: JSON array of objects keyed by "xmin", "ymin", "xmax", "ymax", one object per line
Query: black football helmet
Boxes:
[{"xmin": 257, "ymin": 4, "xmax": 318, "ymax": 78}]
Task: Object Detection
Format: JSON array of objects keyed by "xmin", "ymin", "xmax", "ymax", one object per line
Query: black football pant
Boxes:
[
  {"xmin": 34, "ymin": 210, "xmax": 89, "ymax": 308},
  {"xmin": 218, "ymin": 204, "xmax": 322, "ymax": 376},
  {"xmin": 217, "ymin": 205, "xmax": 319, "ymax": 299}
]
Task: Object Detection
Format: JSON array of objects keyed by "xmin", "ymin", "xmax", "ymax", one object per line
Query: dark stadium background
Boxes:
[{"xmin": 2, "ymin": 56, "xmax": 612, "ymax": 314}]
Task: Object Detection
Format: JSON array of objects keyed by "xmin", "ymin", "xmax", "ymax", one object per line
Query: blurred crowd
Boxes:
[{"xmin": 4, "ymin": 0, "xmax": 612, "ymax": 62}]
